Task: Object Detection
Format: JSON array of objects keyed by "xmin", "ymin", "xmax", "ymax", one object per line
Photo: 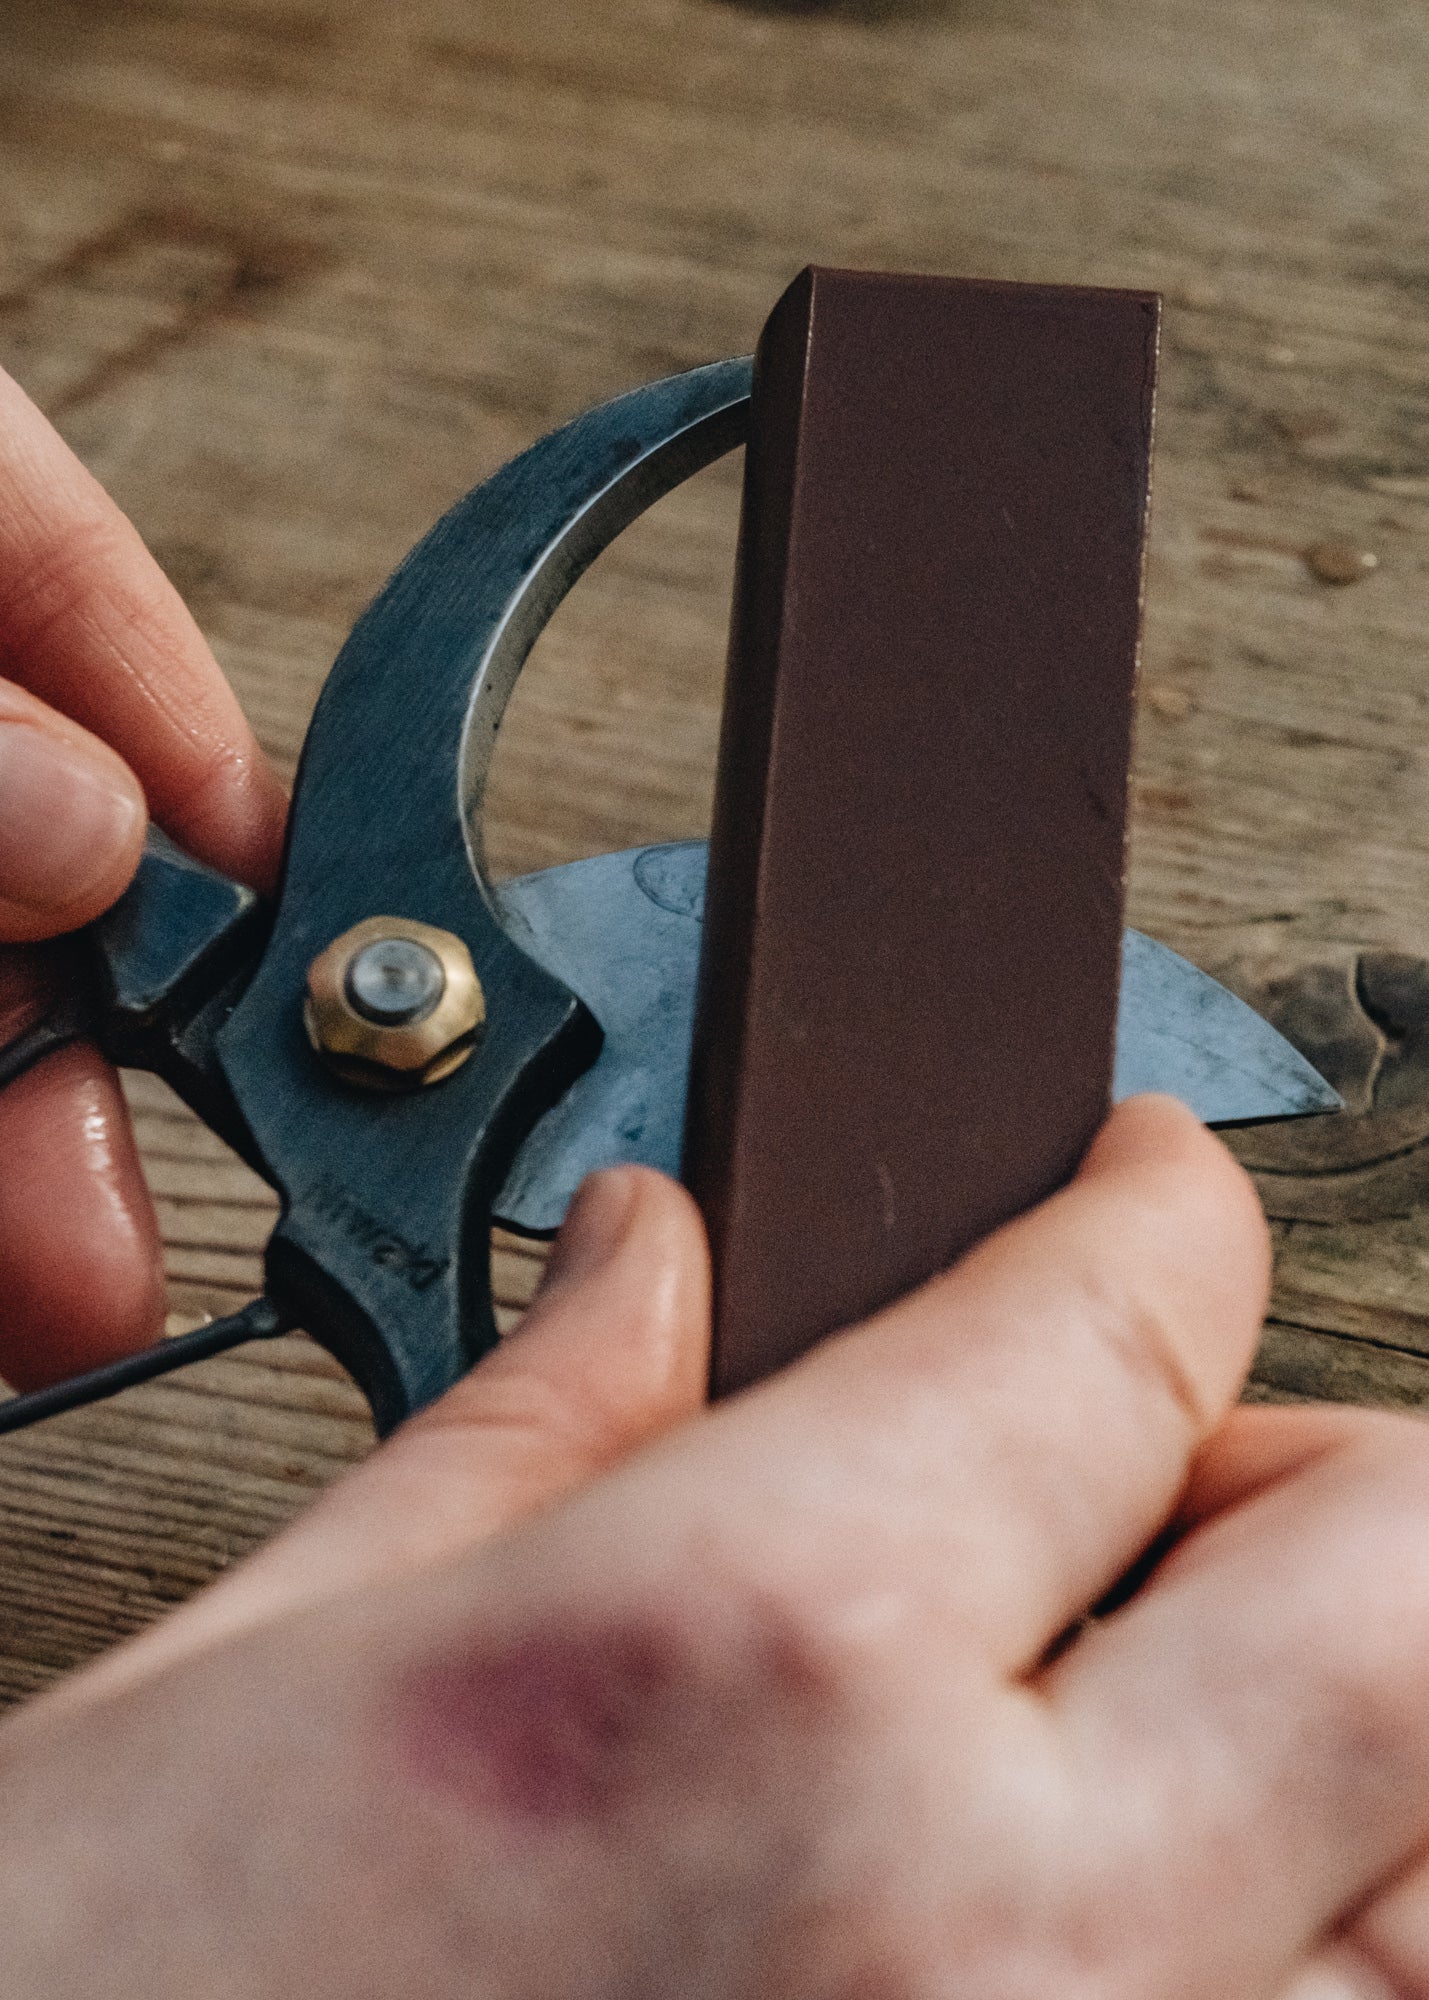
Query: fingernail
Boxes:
[
  {"xmin": 0, "ymin": 724, "xmax": 144, "ymax": 913},
  {"xmin": 537, "ymin": 1170, "xmax": 640, "ymax": 1299}
]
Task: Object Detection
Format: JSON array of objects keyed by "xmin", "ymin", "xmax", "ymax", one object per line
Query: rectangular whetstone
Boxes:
[{"xmin": 684, "ymin": 267, "xmax": 1159, "ymax": 1398}]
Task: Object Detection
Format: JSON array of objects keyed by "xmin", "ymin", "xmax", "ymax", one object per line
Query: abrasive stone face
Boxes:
[{"xmin": 684, "ymin": 266, "xmax": 1159, "ymax": 1397}]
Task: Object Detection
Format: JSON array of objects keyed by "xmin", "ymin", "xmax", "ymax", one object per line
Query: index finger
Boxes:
[
  {"xmin": 0, "ymin": 366, "xmax": 287, "ymax": 889},
  {"xmin": 1046, "ymin": 1408, "xmax": 1429, "ymax": 1994}
]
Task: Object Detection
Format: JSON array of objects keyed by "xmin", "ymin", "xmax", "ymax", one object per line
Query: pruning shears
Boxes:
[{"xmin": 0, "ymin": 358, "xmax": 1338, "ymax": 1438}]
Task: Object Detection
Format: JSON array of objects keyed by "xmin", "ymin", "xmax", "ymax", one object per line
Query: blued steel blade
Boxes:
[
  {"xmin": 213, "ymin": 360, "xmax": 754, "ymax": 1424},
  {"xmin": 1114, "ymin": 929, "xmax": 1340, "ymax": 1127},
  {"xmin": 493, "ymin": 841, "xmax": 1339, "ymax": 1235},
  {"xmin": 493, "ymin": 844, "xmax": 706, "ymax": 1234}
]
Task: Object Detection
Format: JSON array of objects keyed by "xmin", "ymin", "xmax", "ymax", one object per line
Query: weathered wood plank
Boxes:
[{"xmin": 1253, "ymin": 1320, "xmax": 1429, "ymax": 1413}]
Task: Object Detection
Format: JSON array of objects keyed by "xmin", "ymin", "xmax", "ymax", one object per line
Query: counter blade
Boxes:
[{"xmin": 493, "ymin": 842, "xmax": 1338, "ymax": 1235}]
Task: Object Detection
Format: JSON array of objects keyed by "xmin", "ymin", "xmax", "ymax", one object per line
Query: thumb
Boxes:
[
  {"xmin": 0, "ymin": 678, "xmax": 147, "ymax": 943},
  {"xmin": 44, "ymin": 1167, "xmax": 711, "ymax": 1715}
]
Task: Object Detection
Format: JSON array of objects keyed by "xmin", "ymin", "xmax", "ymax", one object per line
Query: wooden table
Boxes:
[{"xmin": 1, "ymin": 0, "xmax": 1425, "ymax": 1703}]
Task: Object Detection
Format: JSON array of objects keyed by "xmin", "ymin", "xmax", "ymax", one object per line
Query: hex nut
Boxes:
[{"xmin": 305, "ymin": 917, "xmax": 485, "ymax": 1090}]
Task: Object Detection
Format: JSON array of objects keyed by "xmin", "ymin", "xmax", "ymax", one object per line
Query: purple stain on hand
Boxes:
[{"xmin": 393, "ymin": 1622, "xmax": 681, "ymax": 1825}]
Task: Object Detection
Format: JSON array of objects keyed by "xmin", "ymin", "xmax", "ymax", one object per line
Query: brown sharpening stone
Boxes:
[{"xmin": 683, "ymin": 266, "xmax": 1159, "ymax": 1398}]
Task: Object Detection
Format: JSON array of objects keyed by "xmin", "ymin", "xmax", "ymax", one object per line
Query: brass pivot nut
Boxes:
[{"xmin": 305, "ymin": 917, "xmax": 485, "ymax": 1091}]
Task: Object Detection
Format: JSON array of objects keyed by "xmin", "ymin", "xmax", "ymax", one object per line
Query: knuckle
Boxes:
[
  {"xmin": 675, "ymin": 1547, "xmax": 857, "ymax": 1734},
  {"xmin": 1324, "ymin": 1409, "xmax": 1429, "ymax": 1543},
  {"xmin": 404, "ymin": 1354, "xmax": 603, "ymax": 1469},
  {"xmin": 1347, "ymin": 1406, "xmax": 1429, "ymax": 1470},
  {"xmin": 1287, "ymin": 1415, "xmax": 1429, "ymax": 1781},
  {"xmin": 0, "ymin": 511, "xmax": 130, "ymax": 660},
  {"xmin": 1318, "ymin": 1943, "xmax": 1425, "ymax": 2000},
  {"xmin": 1081, "ymin": 1277, "xmax": 1216, "ymax": 1437}
]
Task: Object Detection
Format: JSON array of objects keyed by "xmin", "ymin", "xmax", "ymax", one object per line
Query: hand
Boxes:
[
  {"xmin": 0, "ymin": 365, "xmax": 288, "ymax": 1390},
  {"xmin": 6, "ymin": 1096, "xmax": 1429, "ymax": 1997}
]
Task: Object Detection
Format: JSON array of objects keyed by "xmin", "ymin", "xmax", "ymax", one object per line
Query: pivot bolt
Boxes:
[
  {"xmin": 345, "ymin": 937, "xmax": 446, "ymax": 1026},
  {"xmin": 305, "ymin": 917, "xmax": 484, "ymax": 1091}
]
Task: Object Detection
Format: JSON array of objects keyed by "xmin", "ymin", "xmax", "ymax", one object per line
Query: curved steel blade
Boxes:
[
  {"xmin": 215, "ymin": 362, "xmax": 754, "ymax": 1424},
  {"xmin": 494, "ymin": 842, "xmax": 1339, "ymax": 1235},
  {"xmin": 1114, "ymin": 928, "xmax": 1340, "ymax": 1125},
  {"xmin": 494, "ymin": 844, "xmax": 706, "ymax": 1233}
]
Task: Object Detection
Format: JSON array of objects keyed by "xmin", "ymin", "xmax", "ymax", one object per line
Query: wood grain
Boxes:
[{"xmin": 1, "ymin": 0, "xmax": 1426, "ymax": 1700}]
